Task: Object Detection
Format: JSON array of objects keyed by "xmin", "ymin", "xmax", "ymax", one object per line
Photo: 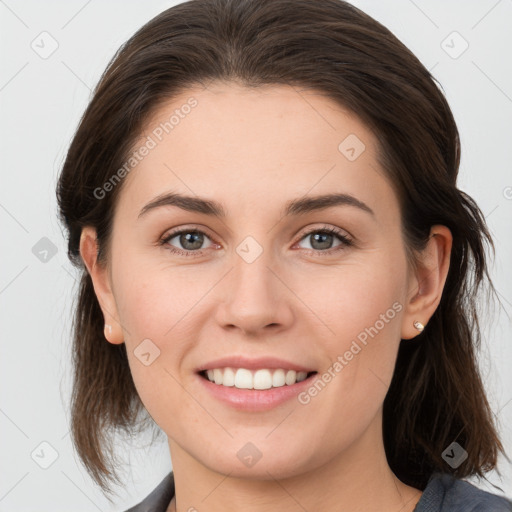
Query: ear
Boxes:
[
  {"xmin": 401, "ymin": 225, "xmax": 452, "ymax": 340},
  {"xmin": 79, "ymin": 226, "xmax": 124, "ymax": 345}
]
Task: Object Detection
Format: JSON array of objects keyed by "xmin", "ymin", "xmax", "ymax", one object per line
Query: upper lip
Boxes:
[{"xmin": 196, "ymin": 356, "xmax": 316, "ymax": 373}]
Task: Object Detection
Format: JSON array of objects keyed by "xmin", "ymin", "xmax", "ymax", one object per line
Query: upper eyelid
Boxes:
[
  {"xmin": 163, "ymin": 225, "xmax": 215, "ymax": 242},
  {"xmin": 162, "ymin": 224, "xmax": 351, "ymax": 247}
]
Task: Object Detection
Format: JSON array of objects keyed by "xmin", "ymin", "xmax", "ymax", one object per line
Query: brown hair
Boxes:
[{"xmin": 56, "ymin": 0, "xmax": 507, "ymax": 496}]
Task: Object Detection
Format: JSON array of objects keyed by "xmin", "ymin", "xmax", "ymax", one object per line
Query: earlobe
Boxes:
[
  {"xmin": 79, "ymin": 227, "xmax": 124, "ymax": 345},
  {"xmin": 401, "ymin": 225, "xmax": 452, "ymax": 340}
]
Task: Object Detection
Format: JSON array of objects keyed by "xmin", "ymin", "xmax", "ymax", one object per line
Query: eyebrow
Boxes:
[{"xmin": 138, "ymin": 191, "xmax": 375, "ymax": 219}]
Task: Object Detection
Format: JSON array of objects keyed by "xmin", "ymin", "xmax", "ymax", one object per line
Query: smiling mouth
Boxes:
[{"xmin": 199, "ymin": 368, "xmax": 318, "ymax": 389}]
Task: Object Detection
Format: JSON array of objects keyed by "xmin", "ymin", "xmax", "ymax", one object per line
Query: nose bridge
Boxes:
[
  {"xmin": 216, "ymin": 234, "xmax": 291, "ymax": 333},
  {"xmin": 233, "ymin": 242, "xmax": 277, "ymax": 308}
]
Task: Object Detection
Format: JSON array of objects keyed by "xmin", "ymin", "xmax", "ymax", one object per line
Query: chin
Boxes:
[{"xmin": 184, "ymin": 435, "xmax": 319, "ymax": 481}]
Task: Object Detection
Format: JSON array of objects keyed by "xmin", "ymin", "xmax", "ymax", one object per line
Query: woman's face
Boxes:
[{"xmin": 95, "ymin": 82, "xmax": 421, "ymax": 478}]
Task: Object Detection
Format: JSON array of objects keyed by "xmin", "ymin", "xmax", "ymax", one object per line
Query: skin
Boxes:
[{"xmin": 80, "ymin": 82, "xmax": 452, "ymax": 512}]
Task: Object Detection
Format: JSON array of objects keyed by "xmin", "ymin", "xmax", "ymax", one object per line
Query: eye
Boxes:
[
  {"xmin": 160, "ymin": 228, "xmax": 216, "ymax": 257},
  {"xmin": 295, "ymin": 225, "xmax": 353, "ymax": 255},
  {"xmin": 159, "ymin": 224, "xmax": 353, "ymax": 257}
]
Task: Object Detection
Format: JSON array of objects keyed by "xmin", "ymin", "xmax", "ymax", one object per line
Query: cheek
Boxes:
[
  {"xmin": 305, "ymin": 255, "xmax": 405, "ymax": 346},
  {"xmin": 114, "ymin": 266, "xmax": 197, "ymax": 429},
  {"xmin": 110, "ymin": 252, "xmax": 214, "ymax": 407},
  {"xmin": 112, "ymin": 251, "xmax": 197, "ymax": 342},
  {"xmin": 302, "ymin": 251, "xmax": 406, "ymax": 402}
]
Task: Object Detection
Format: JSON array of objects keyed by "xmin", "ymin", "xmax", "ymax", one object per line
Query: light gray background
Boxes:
[{"xmin": 1, "ymin": 0, "xmax": 511, "ymax": 510}]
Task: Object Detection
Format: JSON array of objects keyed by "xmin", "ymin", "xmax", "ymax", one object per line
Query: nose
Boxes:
[{"xmin": 214, "ymin": 250, "xmax": 294, "ymax": 337}]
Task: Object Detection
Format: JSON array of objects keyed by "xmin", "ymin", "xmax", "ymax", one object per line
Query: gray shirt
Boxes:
[{"xmin": 125, "ymin": 471, "xmax": 512, "ymax": 511}]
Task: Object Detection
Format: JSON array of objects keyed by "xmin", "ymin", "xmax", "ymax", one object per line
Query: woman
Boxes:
[{"xmin": 56, "ymin": 0, "xmax": 512, "ymax": 510}]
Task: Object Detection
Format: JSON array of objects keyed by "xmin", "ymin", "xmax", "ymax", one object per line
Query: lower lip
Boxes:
[{"xmin": 197, "ymin": 372, "xmax": 318, "ymax": 411}]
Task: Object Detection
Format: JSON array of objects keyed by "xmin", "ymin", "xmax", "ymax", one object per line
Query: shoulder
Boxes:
[
  {"xmin": 124, "ymin": 472, "xmax": 175, "ymax": 512},
  {"xmin": 415, "ymin": 472, "xmax": 512, "ymax": 512}
]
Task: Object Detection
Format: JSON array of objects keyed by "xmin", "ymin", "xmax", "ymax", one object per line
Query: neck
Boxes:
[{"xmin": 166, "ymin": 415, "xmax": 422, "ymax": 512}]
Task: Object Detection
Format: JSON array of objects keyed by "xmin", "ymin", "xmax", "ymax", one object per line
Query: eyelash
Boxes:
[{"xmin": 159, "ymin": 225, "xmax": 353, "ymax": 258}]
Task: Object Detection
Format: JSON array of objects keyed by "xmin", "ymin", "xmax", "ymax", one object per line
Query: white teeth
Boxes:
[
  {"xmin": 223, "ymin": 367, "xmax": 235, "ymax": 387},
  {"xmin": 234, "ymin": 368, "xmax": 253, "ymax": 389},
  {"xmin": 285, "ymin": 370, "xmax": 297, "ymax": 385},
  {"xmin": 213, "ymin": 368, "xmax": 223, "ymax": 385},
  {"xmin": 272, "ymin": 369, "xmax": 286, "ymax": 387},
  {"xmin": 254, "ymin": 369, "xmax": 272, "ymax": 390},
  {"xmin": 203, "ymin": 367, "xmax": 311, "ymax": 388}
]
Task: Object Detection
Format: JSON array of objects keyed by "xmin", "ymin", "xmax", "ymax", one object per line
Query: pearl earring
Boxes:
[{"xmin": 413, "ymin": 320, "xmax": 424, "ymax": 332}]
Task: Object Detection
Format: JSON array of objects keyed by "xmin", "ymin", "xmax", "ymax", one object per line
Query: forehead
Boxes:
[{"xmin": 116, "ymin": 82, "xmax": 397, "ymax": 223}]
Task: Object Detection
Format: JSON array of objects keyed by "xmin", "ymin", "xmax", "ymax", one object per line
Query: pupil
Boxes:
[
  {"xmin": 181, "ymin": 232, "xmax": 203, "ymax": 250},
  {"xmin": 312, "ymin": 232, "xmax": 332, "ymax": 250}
]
